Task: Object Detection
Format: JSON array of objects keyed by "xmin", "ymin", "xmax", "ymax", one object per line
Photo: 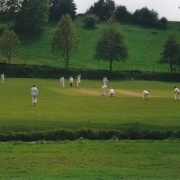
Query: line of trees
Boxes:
[
  {"xmin": 0, "ymin": 0, "xmax": 77, "ymax": 32},
  {"xmin": 0, "ymin": 0, "xmax": 168, "ymax": 32},
  {"xmin": 0, "ymin": 0, "xmax": 178, "ymax": 73},
  {"xmin": 87, "ymin": 0, "xmax": 168, "ymax": 29}
]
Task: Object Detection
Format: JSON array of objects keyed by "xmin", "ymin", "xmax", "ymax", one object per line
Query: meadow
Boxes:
[
  {"xmin": 0, "ymin": 140, "xmax": 179, "ymax": 179},
  {"xmin": 0, "ymin": 78, "xmax": 180, "ymax": 180},
  {"xmin": 1, "ymin": 78, "xmax": 180, "ymax": 179},
  {"xmin": 1, "ymin": 19, "xmax": 180, "ymax": 72},
  {"xmin": 1, "ymin": 19, "xmax": 180, "ymax": 179}
]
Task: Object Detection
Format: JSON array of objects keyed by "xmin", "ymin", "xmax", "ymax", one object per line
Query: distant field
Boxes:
[
  {"xmin": 0, "ymin": 78, "xmax": 180, "ymax": 133},
  {"xmin": 1, "ymin": 20, "xmax": 180, "ymax": 72}
]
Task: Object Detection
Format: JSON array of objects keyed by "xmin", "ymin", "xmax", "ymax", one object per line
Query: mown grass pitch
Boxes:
[{"xmin": 0, "ymin": 78, "xmax": 180, "ymax": 133}]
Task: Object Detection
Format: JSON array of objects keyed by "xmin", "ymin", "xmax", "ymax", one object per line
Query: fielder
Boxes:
[
  {"xmin": 103, "ymin": 76, "xmax": 108, "ymax": 85},
  {"xmin": 109, "ymin": 88, "xmax": 115, "ymax": 97},
  {"xmin": 76, "ymin": 75, "xmax": 81, "ymax": 88},
  {"xmin": 30, "ymin": 85, "xmax": 38, "ymax": 105},
  {"xmin": 1, "ymin": 73, "xmax": 5, "ymax": 83},
  {"xmin": 174, "ymin": 86, "xmax": 180, "ymax": 100},
  {"xmin": 102, "ymin": 84, "xmax": 107, "ymax": 96},
  {"xmin": 69, "ymin": 76, "xmax": 73, "ymax": 87},
  {"xmin": 142, "ymin": 90, "xmax": 149, "ymax": 100},
  {"xmin": 60, "ymin": 76, "xmax": 65, "ymax": 88}
]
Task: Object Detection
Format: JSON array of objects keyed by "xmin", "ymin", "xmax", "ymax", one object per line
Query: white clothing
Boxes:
[
  {"xmin": 174, "ymin": 87, "xmax": 180, "ymax": 100},
  {"xmin": 69, "ymin": 76, "xmax": 73, "ymax": 87},
  {"xmin": 103, "ymin": 77, "xmax": 108, "ymax": 85},
  {"xmin": 69, "ymin": 77, "xmax": 73, "ymax": 83},
  {"xmin": 109, "ymin": 88, "xmax": 115, "ymax": 96},
  {"xmin": 30, "ymin": 86, "xmax": 38, "ymax": 105},
  {"xmin": 142, "ymin": 90, "xmax": 149, "ymax": 99},
  {"xmin": 60, "ymin": 77, "xmax": 65, "ymax": 87},
  {"xmin": 102, "ymin": 85, "xmax": 107, "ymax": 96},
  {"xmin": 1, "ymin": 74, "xmax": 5, "ymax": 83},
  {"xmin": 77, "ymin": 75, "xmax": 81, "ymax": 87}
]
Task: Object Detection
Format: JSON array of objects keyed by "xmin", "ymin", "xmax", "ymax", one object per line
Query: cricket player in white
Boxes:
[
  {"xmin": 103, "ymin": 76, "xmax": 108, "ymax": 85},
  {"xmin": 60, "ymin": 76, "xmax": 65, "ymax": 88},
  {"xmin": 109, "ymin": 88, "xmax": 115, "ymax": 97},
  {"xmin": 102, "ymin": 84, "xmax": 107, "ymax": 96},
  {"xmin": 30, "ymin": 85, "xmax": 38, "ymax": 105},
  {"xmin": 142, "ymin": 90, "xmax": 149, "ymax": 100},
  {"xmin": 1, "ymin": 73, "xmax": 5, "ymax": 83},
  {"xmin": 174, "ymin": 86, "xmax": 180, "ymax": 100},
  {"xmin": 76, "ymin": 75, "xmax": 81, "ymax": 88},
  {"xmin": 69, "ymin": 76, "xmax": 73, "ymax": 87}
]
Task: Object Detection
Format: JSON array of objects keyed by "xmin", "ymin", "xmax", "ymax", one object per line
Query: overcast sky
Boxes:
[{"xmin": 74, "ymin": 0, "xmax": 180, "ymax": 21}]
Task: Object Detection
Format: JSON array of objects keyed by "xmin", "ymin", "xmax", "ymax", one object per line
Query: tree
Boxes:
[
  {"xmin": 0, "ymin": 0, "xmax": 22, "ymax": 22},
  {"xmin": 87, "ymin": 0, "xmax": 115, "ymax": 22},
  {"xmin": 133, "ymin": 7, "xmax": 158, "ymax": 27},
  {"xmin": 158, "ymin": 33, "xmax": 179, "ymax": 74},
  {"xmin": 83, "ymin": 14, "xmax": 99, "ymax": 28},
  {"xmin": 115, "ymin": 5, "xmax": 132, "ymax": 23},
  {"xmin": 14, "ymin": 0, "xmax": 50, "ymax": 31},
  {"xmin": 50, "ymin": 14, "xmax": 80, "ymax": 70},
  {"xmin": 49, "ymin": 0, "xmax": 76, "ymax": 21},
  {"xmin": 0, "ymin": 29, "xmax": 20, "ymax": 64},
  {"xmin": 94, "ymin": 17, "xmax": 129, "ymax": 72},
  {"xmin": 156, "ymin": 17, "xmax": 168, "ymax": 29}
]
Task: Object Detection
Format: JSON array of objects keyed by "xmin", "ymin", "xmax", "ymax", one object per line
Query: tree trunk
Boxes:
[
  {"xmin": 170, "ymin": 59, "xmax": 173, "ymax": 74},
  {"xmin": 109, "ymin": 58, "xmax": 113, "ymax": 73},
  {"xmin": 8, "ymin": 52, "xmax": 11, "ymax": 64},
  {"xmin": 66, "ymin": 50, "xmax": 69, "ymax": 70}
]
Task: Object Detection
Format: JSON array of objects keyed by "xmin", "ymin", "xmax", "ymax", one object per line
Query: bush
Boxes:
[
  {"xmin": 1, "ymin": 63, "xmax": 180, "ymax": 81},
  {"xmin": 0, "ymin": 127, "xmax": 179, "ymax": 142}
]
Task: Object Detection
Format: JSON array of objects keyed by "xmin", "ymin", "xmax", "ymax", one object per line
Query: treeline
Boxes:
[
  {"xmin": 0, "ymin": 0, "xmax": 168, "ymax": 33},
  {"xmin": 86, "ymin": 0, "xmax": 168, "ymax": 29}
]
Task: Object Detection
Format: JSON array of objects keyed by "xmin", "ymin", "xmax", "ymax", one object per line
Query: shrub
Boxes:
[{"xmin": 0, "ymin": 128, "xmax": 179, "ymax": 142}]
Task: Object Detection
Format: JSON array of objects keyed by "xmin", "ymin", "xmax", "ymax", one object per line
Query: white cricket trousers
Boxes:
[{"xmin": 32, "ymin": 95, "xmax": 38, "ymax": 104}]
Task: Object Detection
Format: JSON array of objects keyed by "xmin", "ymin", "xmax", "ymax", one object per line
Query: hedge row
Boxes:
[
  {"xmin": 0, "ymin": 128, "xmax": 179, "ymax": 142},
  {"xmin": 1, "ymin": 63, "xmax": 180, "ymax": 81}
]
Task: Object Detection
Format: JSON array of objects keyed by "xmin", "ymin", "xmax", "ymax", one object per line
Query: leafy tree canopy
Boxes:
[
  {"xmin": 133, "ymin": 7, "xmax": 158, "ymax": 27},
  {"xmin": 49, "ymin": 0, "xmax": 76, "ymax": 21},
  {"xmin": 0, "ymin": 29, "xmax": 20, "ymax": 63},
  {"xmin": 158, "ymin": 33, "xmax": 180, "ymax": 73},
  {"xmin": 50, "ymin": 14, "xmax": 80, "ymax": 70},
  {"xmin": 83, "ymin": 14, "xmax": 99, "ymax": 29},
  {"xmin": 94, "ymin": 17, "xmax": 129, "ymax": 72},
  {"xmin": 14, "ymin": 0, "xmax": 50, "ymax": 31},
  {"xmin": 87, "ymin": 0, "xmax": 115, "ymax": 22}
]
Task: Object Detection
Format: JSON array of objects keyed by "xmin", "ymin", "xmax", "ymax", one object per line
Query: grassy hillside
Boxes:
[{"xmin": 1, "ymin": 19, "xmax": 180, "ymax": 72}]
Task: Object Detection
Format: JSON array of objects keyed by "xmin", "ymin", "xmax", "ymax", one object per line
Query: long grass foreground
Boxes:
[
  {"xmin": 0, "ymin": 140, "xmax": 179, "ymax": 179},
  {"xmin": 0, "ymin": 78, "xmax": 180, "ymax": 134}
]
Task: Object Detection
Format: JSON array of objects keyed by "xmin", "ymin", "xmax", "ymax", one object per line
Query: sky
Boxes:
[{"xmin": 74, "ymin": 0, "xmax": 180, "ymax": 21}]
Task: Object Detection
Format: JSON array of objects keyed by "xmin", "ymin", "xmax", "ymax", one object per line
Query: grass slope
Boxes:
[
  {"xmin": 0, "ymin": 78, "xmax": 180, "ymax": 133},
  {"xmin": 1, "ymin": 19, "xmax": 180, "ymax": 72}
]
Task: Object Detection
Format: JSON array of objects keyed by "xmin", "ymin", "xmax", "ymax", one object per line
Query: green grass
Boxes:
[
  {"xmin": 0, "ymin": 78, "xmax": 180, "ymax": 133},
  {"xmin": 1, "ymin": 19, "xmax": 180, "ymax": 72},
  {"xmin": 1, "ymin": 79, "xmax": 180, "ymax": 179},
  {"xmin": 0, "ymin": 140, "xmax": 179, "ymax": 179}
]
